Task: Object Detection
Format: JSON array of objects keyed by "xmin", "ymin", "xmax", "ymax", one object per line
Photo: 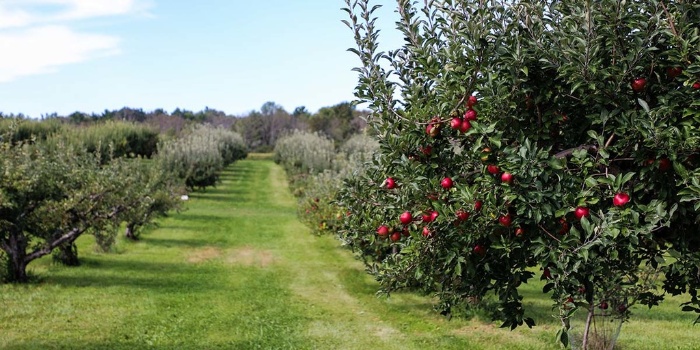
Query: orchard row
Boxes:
[{"xmin": 0, "ymin": 121, "xmax": 246, "ymax": 282}]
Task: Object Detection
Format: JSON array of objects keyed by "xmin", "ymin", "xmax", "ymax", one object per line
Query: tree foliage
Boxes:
[
  {"xmin": 158, "ymin": 124, "xmax": 247, "ymax": 190},
  {"xmin": 340, "ymin": 0, "xmax": 700, "ymax": 347}
]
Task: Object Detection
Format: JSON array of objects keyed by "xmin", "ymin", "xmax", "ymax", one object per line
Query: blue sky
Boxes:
[{"xmin": 0, "ymin": 0, "xmax": 402, "ymax": 118}]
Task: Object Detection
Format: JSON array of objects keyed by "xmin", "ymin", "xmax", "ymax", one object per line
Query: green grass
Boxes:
[{"xmin": 1, "ymin": 159, "xmax": 698, "ymax": 349}]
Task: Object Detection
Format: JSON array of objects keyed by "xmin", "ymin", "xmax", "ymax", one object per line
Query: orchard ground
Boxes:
[{"xmin": 0, "ymin": 156, "xmax": 697, "ymax": 349}]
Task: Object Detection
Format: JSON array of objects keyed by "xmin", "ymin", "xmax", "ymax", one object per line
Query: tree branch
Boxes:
[{"xmin": 554, "ymin": 145, "xmax": 597, "ymax": 159}]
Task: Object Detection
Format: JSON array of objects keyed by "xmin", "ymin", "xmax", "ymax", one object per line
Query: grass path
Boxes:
[{"xmin": 1, "ymin": 158, "xmax": 698, "ymax": 349}]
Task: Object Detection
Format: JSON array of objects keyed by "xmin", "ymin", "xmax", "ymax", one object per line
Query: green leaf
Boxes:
[{"xmin": 638, "ymin": 98, "xmax": 650, "ymax": 113}]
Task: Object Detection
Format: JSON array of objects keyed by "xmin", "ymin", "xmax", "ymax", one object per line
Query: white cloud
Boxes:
[
  {"xmin": 0, "ymin": 25, "xmax": 120, "ymax": 83},
  {"xmin": 0, "ymin": 0, "xmax": 149, "ymax": 82}
]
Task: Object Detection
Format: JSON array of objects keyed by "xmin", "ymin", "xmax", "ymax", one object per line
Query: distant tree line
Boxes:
[{"xmin": 1, "ymin": 101, "xmax": 369, "ymax": 153}]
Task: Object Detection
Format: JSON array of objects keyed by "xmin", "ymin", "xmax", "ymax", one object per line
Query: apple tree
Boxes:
[
  {"xmin": 340, "ymin": 0, "xmax": 700, "ymax": 347},
  {"xmin": 0, "ymin": 137, "xmax": 175, "ymax": 282}
]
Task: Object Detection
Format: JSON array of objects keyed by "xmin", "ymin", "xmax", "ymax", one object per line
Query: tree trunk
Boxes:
[
  {"xmin": 53, "ymin": 242, "xmax": 80, "ymax": 266},
  {"xmin": 4, "ymin": 233, "xmax": 29, "ymax": 283},
  {"xmin": 582, "ymin": 303, "xmax": 595, "ymax": 350},
  {"xmin": 125, "ymin": 222, "xmax": 139, "ymax": 240}
]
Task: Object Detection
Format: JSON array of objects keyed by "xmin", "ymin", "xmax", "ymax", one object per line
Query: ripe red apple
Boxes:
[
  {"xmin": 613, "ymin": 192, "xmax": 630, "ymax": 207},
  {"xmin": 422, "ymin": 226, "xmax": 433, "ymax": 238},
  {"xmin": 464, "ymin": 109, "xmax": 477, "ymax": 121},
  {"xmin": 459, "ymin": 120, "xmax": 471, "ymax": 133},
  {"xmin": 631, "ymin": 77, "xmax": 647, "ymax": 92},
  {"xmin": 467, "ymin": 95, "xmax": 478, "ymax": 107},
  {"xmin": 473, "ymin": 244, "xmax": 486, "ymax": 257},
  {"xmin": 487, "ymin": 164, "xmax": 500, "ymax": 175},
  {"xmin": 501, "ymin": 172, "xmax": 514, "ymax": 184},
  {"xmin": 426, "ymin": 123, "xmax": 440, "ymax": 137},
  {"xmin": 667, "ymin": 67, "xmax": 683, "ymax": 79},
  {"xmin": 577, "ymin": 286, "xmax": 586, "ymax": 294},
  {"xmin": 386, "ymin": 177, "xmax": 397, "ymax": 189},
  {"xmin": 399, "ymin": 211, "xmax": 413, "ymax": 225},
  {"xmin": 402, "ymin": 228, "xmax": 410, "ymax": 237},
  {"xmin": 574, "ymin": 206, "xmax": 590, "ymax": 220},
  {"xmin": 430, "ymin": 210, "xmax": 439, "ymax": 222},
  {"xmin": 693, "ymin": 81, "xmax": 700, "ymax": 90},
  {"xmin": 441, "ymin": 177, "xmax": 454, "ymax": 189},
  {"xmin": 390, "ymin": 232, "xmax": 401, "ymax": 242},
  {"xmin": 456, "ymin": 209, "xmax": 470, "ymax": 221},
  {"xmin": 499, "ymin": 214, "xmax": 513, "ymax": 227},
  {"xmin": 558, "ymin": 218, "xmax": 570, "ymax": 234},
  {"xmin": 658, "ymin": 157, "xmax": 672, "ymax": 171},
  {"xmin": 599, "ymin": 301, "xmax": 609, "ymax": 310},
  {"xmin": 421, "ymin": 212, "xmax": 432, "ymax": 223},
  {"xmin": 450, "ymin": 117, "xmax": 463, "ymax": 130},
  {"xmin": 514, "ymin": 227, "xmax": 524, "ymax": 237},
  {"xmin": 543, "ymin": 268, "xmax": 552, "ymax": 279},
  {"xmin": 474, "ymin": 200, "xmax": 483, "ymax": 211},
  {"xmin": 617, "ymin": 304, "xmax": 627, "ymax": 313},
  {"xmin": 420, "ymin": 145, "xmax": 433, "ymax": 156},
  {"xmin": 377, "ymin": 225, "xmax": 389, "ymax": 236},
  {"xmin": 566, "ymin": 297, "xmax": 574, "ymax": 304}
]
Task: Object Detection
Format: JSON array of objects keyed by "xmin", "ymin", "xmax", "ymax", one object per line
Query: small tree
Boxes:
[
  {"xmin": 341, "ymin": 0, "xmax": 700, "ymax": 348},
  {"xmin": 0, "ymin": 139, "xmax": 160, "ymax": 282}
]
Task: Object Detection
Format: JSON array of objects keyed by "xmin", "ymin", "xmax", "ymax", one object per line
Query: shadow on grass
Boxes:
[
  {"xmin": 45, "ymin": 258, "xmax": 223, "ymax": 293},
  {"xmin": 139, "ymin": 237, "xmax": 213, "ymax": 249}
]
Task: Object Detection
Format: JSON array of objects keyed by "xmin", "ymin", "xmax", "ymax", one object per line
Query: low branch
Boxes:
[{"xmin": 24, "ymin": 205, "xmax": 124, "ymax": 262}]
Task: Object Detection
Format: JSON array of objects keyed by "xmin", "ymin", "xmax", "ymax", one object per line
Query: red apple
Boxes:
[
  {"xmin": 693, "ymin": 82, "xmax": 700, "ymax": 90},
  {"xmin": 667, "ymin": 67, "xmax": 683, "ymax": 79},
  {"xmin": 515, "ymin": 227, "xmax": 524, "ymax": 237},
  {"xmin": 390, "ymin": 232, "xmax": 401, "ymax": 242},
  {"xmin": 450, "ymin": 117, "xmax": 463, "ymax": 130},
  {"xmin": 386, "ymin": 177, "xmax": 397, "ymax": 189},
  {"xmin": 459, "ymin": 120, "xmax": 471, "ymax": 133},
  {"xmin": 422, "ymin": 226, "xmax": 433, "ymax": 238},
  {"xmin": 377, "ymin": 225, "xmax": 389, "ymax": 236},
  {"xmin": 501, "ymin": 172, "xmax": 514, "ymax": 184},
  {"xmin": 574, "ymin": 206, "xmax": 590, "ymax": 220},
  {"xmin": 456, "ymin": 210, "xmax": 470, "ymax": 221},
  {"xmin": 399, "ymin": 211, "xmax": 413, "ymax": 225},
  {"xmin": 441, "ymin": 177, "xmax": 454, "ymax": 189},
  {"xmin": 600, "ymin": 301, "xmax": 609, "ymax": 310},
  {"xmin": 613, "ymin": 192, "xmax": 630, "ymax": 207},
  {"xmin": 658, "ymin": 157, "xmax": 672, "ymax": 171},
  {"xmin": 473, "ymin": 244, "xmax": 486, "ymax": 257},
  {"xmin": 631, "ymin": 77, "xmax": 647, "ymax": 92},
  {"xmin": 422, "ymin": 212, "xmax": 432, "ymax": 223},
  {"xmin": 430, "ymin": 210, "xmax": 439, "ymax": 222},
  {"xmin": 617, "ymin": 304, "xmax": 627, "ymax": 313},
  {"xmin": 464, "ymin": 109, "xmax": 477, "ymax": 121},
  {"xmin": 487, "ymin": 164, "xmax": 500, "ymax": 175},
  {"xmin": 474, "ymin": 200, "xmax": 483, "ymax": 211},
  {"xmin": 426, "ymin": 123, "xmax": 440, "ymax": 137},
  {"xmin": 467, "ymin": 95, "xmax": 478, "ymax": 108},
  {"xmin": 543, "ymin": 268, "xmax": 552, "ymax": 279},
  {"xmin": 558, "ymin": 218, "xmax": 570, "ymax": 234},
  {"xmin": 402, "ymin": 228, "xmax": 410, "ymax": 237},
  {"xmin": 420, "ymin": 145, "xmax": 433, "ymax": 156},
  {"xmin": 499, "ymin": 214, "xmax": 513, "ymax": 227}
]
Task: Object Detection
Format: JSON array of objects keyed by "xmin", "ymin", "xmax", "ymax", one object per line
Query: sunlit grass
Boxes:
[{"xmin": 0, "ymin": 159, "xmax": 697, "ymax": 349}]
